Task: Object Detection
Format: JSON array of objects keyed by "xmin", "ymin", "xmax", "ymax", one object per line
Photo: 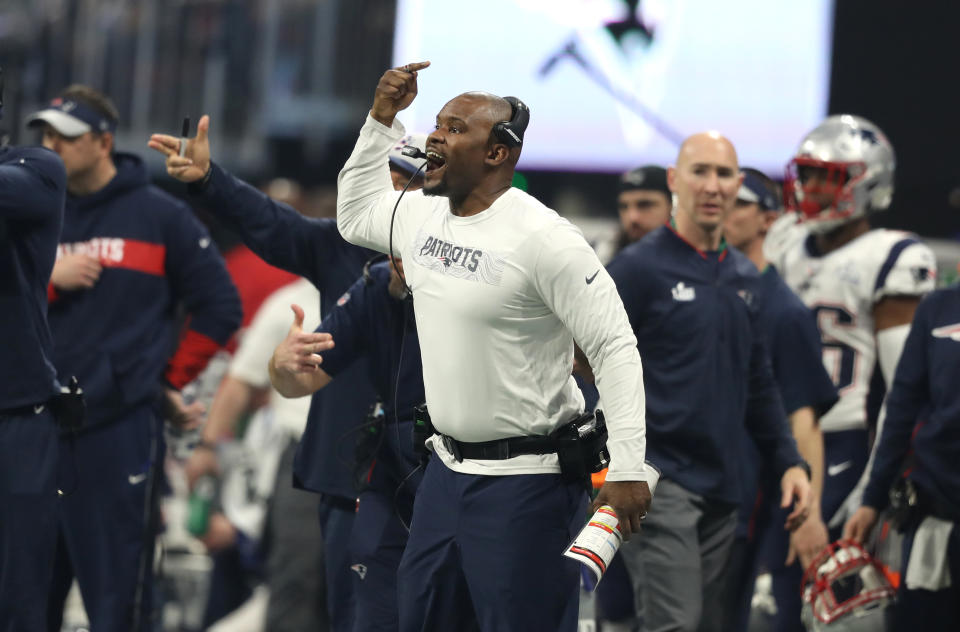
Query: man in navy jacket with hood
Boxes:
[{"xmin": 28, "ymin": 85, "xmax": 241, "ymax": 631}]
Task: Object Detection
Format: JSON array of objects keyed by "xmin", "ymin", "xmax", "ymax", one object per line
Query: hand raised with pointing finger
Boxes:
[
  {"xmin": 147, "ymin": 115, "xmax": 212, "ymax": 183},
  {"xmin": 371, "ymin": 61, "xmax": 431, "ymax": 127},
  {"xmin": 272, "ymin": 304, "xmax": 335, "ymax": 374}
]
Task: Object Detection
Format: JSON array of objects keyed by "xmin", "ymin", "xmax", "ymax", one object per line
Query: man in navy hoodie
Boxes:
[
  {"xmin": 0, "ymin": 67, "xmax": 67, "ymax": 632},
  {"xmin": 27, "ymin": 85, "xmax": 241, "ymax": 631}
]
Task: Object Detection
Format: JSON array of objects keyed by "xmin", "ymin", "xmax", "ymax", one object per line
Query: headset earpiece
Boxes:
[{"xmin": 492, "ymin": 96, "xmax": 529, "ymax": 149}]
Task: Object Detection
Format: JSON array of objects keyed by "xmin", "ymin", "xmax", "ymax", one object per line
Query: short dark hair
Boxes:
[
  {"xmin": 740, "ymin": 167, "xmax": 782, "ymax": 210},
  {"xmin": 58, "ymin": 84, "xmax": 119, "ymax": 130}
]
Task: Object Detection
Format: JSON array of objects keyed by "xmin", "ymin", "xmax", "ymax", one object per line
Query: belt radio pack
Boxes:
[
  {"xmin": 51, "ymin": 375, "xmax": 86, "ymax": 432},
  {"xmin": 354, "ymin": 401, "xmax": 386, "ymax": 491},
  {"xmin": 411, "ymin": 404, "xmax": 610, "ymax": 485},
  {"xmin": 412, "ymin": 403, "xmax": 434, "ymax": 460},
  {"xmin": 552, "ymin": 410, "xmax": 609, "ymax": 484}
]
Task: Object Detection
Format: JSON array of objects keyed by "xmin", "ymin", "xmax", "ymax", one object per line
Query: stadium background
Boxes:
[
  {"xmin": 1, "ymin": 0, "xmax": 959, "ymax": 629},
  {"xmin": 1, "ymin": 0, "xmax": 958, "ymax": 250}
]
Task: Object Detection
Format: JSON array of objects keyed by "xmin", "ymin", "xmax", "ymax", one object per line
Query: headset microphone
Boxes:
[{"xmin": 401, "ymin": 145, "xmax": 427, "ymax": 160}]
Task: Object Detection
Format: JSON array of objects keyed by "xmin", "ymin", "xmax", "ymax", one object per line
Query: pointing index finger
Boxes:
[{"xmin": 397, "ymin": 61, "xmax": 431, "ymax": 74}]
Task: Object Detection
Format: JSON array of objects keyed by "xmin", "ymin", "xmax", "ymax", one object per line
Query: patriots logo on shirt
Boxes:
[
  {"xmin": 932, "ymin": 323, "xmax": 960, "ymax": 342},
  {"xmin": 412, "ymin": 231, "xmax": 506, "ymax": 286},
  {"xmin": 736, "ymin": 289, "xmax": 754, "ymax": 307}
]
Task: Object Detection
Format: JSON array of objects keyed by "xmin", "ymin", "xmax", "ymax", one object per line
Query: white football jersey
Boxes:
[{"xmin": 767, "ymin": 216, "xmax": 937, "ymax": 433}]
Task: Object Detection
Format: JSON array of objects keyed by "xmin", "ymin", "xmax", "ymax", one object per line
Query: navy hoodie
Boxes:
[
  {"xmin": 0, "ymin": 146, "xmax": 66, "ymax": 408},
  {"xmin": 47, "ymin": 152, "xmax": 241, "ymax": 426}
]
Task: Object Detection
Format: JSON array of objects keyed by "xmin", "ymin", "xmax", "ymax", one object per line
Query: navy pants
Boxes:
[
  {"xmin": 893, "ymin": 515, "xmax": 960, "ymax": 631},
  {"xmin": 318, "ymin": 494, "xmax": 357, "ymax": 632},
  {"xmin": 398, "ymin": 458, "xmax": 587, "ymax": 632},
  {"xmin": 350, "ymin": 420, "xmax": 422, "ymax": 632},
  {"xmin": 0, "ymin": 407, "xmax": 59, "ymax": 632},
  {"xmin": 47, "ymin": 406, "xmax": 162, "ymax": 632},
  {"xmin": 595, "ymin": 554, "xmax": 636, "ymax": 622},
  {"xmin": 761, "ymin": 429, "xmax": 868, "ymax": 632}
]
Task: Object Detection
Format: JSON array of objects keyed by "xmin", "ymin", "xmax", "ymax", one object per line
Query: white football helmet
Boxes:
[
  {"xmin": 784, "ymin": 115, "xmax": 895, "ymax": 234},
  {"xmin": 801, "ymin": 540, "xmax": 897, "ymax": 631}
]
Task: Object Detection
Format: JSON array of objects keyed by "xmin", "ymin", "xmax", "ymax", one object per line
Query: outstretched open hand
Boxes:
[{"xmin": 147, "ymin": 115, "xmax": 212, "ymax": 183}]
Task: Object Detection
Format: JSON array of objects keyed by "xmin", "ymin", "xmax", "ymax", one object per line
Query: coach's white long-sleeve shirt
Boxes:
[{"xmin": 337, "ymin": 115, "xmax": 647, "ymax": 481}]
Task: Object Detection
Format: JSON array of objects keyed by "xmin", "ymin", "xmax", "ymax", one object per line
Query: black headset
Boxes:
[
  {"xmin": 363, "ymin": 254, "xmax": 390, "ymax": 286},
  {"xmin": 492, "ymin": 96, "xmax": 529, "ymax": 148}
]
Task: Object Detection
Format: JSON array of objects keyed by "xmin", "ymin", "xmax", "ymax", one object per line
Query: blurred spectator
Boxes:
[
  {"xmin": 190, "ymin": 278, "xmax": 325, "ymax": 631},
  {"xmin": 614, "ymin": 165, "xmax": 672, "ymax": 250}
]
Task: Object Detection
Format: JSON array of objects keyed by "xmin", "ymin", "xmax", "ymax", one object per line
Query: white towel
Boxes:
[{"xmin": 904, "ymin": 516, "xmax": 954, "ymax": 591}]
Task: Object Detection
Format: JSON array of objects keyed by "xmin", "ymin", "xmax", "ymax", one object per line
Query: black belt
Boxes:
[
  {"xmin": 440, "ymin": 433, "xmax": 557, "ymax": 462},
  {"xmin": 919, "ymin": 489, "xmax": 960, "ymax": 524},
  {"xmin": 0, "ymin": 402, "xmax": 48, "ymax": 417}
]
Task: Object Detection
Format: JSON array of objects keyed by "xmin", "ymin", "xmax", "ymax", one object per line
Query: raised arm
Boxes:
[
  {"xmin": 149, "ymin": 116, "xmax": 345, "ymax": 286},
  {"xmin": 336, "ymin": 62, "xmax": 430, "ymax": 253}
]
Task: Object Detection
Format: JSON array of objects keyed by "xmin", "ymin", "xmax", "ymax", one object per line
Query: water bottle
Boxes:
[{"xmin": 186, "ymin": 474, "xmax": 218, "ymax": 537}]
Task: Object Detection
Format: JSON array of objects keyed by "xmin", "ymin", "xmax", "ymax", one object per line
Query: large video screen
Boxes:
[{"xmin": 394, "ymin": 0, "xmax": 834, "ymax": 174}]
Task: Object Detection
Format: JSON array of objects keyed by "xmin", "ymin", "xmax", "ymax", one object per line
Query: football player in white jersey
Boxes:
[{"xmin": 763, "ymin": 114, "xmax": 937, "ymax": 631}]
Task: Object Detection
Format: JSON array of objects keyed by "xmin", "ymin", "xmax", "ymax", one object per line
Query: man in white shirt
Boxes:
[{"xmin": 334, "ymin": 61, "xmax": 651, "ymax": 631}]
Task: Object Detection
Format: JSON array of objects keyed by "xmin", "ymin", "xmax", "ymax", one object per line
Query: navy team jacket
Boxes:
[
  {"xmin": 607, "ymin": 225, "xmax": 803, "ymax": 505},
  {"xmin": 193, "ymin": 163, "xmax": 375, "ymax": 498},
  {"xmin": 863, "ymin": 283, "xmax": 960, "ymax": 513},
  {"xmin": 320, "ymin": 262, "xmax": 424, "ymax": 424},
  {"xmin": 47, "ymin": 152, "xmax": 240, "ymax": 427},
  {"xmin": 0, "ymin": 146, "xmax": 65, "ymax": 409}
]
